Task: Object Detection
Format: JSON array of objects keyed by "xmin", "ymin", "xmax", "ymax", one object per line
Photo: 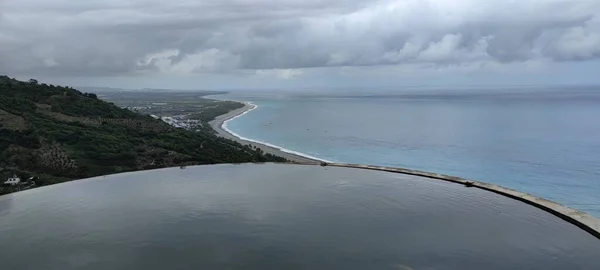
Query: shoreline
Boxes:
[
  {"xmin": 204, "ymin": 102, "xmax": 600, "ymax": 238},
  {"xmin": 209, "ymin": 102, "xmax": 322, "ymax": 164}
]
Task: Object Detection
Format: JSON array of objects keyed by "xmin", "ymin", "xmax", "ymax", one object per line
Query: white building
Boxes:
[{"xmin": 4, "ymin": 174, "xmax": 21, "ymax": 186}]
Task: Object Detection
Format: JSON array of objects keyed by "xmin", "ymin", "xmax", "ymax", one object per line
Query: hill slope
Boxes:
[{"xmin": 0, "ymin": 76, "xmax": 286, "ymax": 192}]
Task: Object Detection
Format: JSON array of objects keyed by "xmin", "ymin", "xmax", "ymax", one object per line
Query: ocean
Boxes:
[{"xmin": 214, "ymin": 86, "xmax": 600, "ymax": 217}]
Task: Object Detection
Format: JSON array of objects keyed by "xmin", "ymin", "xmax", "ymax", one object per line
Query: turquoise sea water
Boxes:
[{"xmin": 214, "ymin": 86, "xmax": 600, "ymax": 217}]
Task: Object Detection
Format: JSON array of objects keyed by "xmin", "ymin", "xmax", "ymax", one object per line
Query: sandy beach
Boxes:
[{"xmin": 209, "ymin": 103, "xmax": 320, "ymax": 164}]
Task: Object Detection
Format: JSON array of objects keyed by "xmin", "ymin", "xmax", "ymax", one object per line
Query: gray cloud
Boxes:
[{"xmin": 0, "ymin": 0, "xmax": 599, "ymax": 77}]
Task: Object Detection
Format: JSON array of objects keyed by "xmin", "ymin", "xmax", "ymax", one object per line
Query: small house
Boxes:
[{"xmin": 4, "ymin": 174, "xmax": 21, "ymax": 186}]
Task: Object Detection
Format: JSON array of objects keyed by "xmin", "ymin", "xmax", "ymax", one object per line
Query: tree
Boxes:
[{"xmin": 84, "ymin": 93, "xmax": 98, "ymax": 99}]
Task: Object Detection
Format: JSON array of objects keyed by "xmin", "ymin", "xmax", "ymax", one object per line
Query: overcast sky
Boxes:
[{"xmin": 1, "ymin": 0, "xmax": 599, "ymax": 89}]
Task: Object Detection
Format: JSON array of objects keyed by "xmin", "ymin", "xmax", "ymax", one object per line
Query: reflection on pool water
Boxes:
[{"xmin": 0, "ymin": 164, "xmax": 599, "ymax": 270}]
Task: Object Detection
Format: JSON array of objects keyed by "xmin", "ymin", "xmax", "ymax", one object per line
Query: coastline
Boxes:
[
  {"xmin": 204, "ymin": 101, "xmax": 600, "ymax": 237},
  {"xmin": 209, "ymin": 102, "xmax": 322, "ymax": 164}
]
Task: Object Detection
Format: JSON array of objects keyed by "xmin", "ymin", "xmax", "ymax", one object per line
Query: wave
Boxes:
[{"xmin": 221, "ymin": 102, "xmax": 332, "ymax": 163}]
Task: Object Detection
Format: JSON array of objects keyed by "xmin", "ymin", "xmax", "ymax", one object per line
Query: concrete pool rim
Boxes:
[{"xmin": 312, "ymin": 162, "xmax": 600, "ymax": 240}]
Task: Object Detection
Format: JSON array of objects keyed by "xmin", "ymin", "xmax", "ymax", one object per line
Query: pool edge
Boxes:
[
  {"xmin": 4, "ymin": 162, "xmax": 599, "ymax": 240},
  {"xmin": 314, "ymin": 162, "xmax": 600, "ymax": 240}
]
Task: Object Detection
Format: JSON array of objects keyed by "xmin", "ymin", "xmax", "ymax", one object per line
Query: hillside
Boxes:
[{"xmin": 0, "ymin": 76, "xmax": 286, "ymax": 193}]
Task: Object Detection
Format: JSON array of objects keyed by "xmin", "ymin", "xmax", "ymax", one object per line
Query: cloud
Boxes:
[
  {"xmin": 256, "ymin": 69, "xmax": 304, "ymax": 79},
  {"xmin": 543, "ymin": 25, "xmax": 600, "ymax": 60},
  {"xmin": 0, "ymin": 0, "xmax": 599, "ymax": 78}
]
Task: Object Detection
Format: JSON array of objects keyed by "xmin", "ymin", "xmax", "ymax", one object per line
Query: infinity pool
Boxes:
[{"xmin": 0, "ymin": 164, "xmax": 598, "ymax": 269}]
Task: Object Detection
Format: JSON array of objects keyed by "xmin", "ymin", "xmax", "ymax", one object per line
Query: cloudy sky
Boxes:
[{"xmin": 1, "ymin": 0, "xmax": 599, "ymax": 89}]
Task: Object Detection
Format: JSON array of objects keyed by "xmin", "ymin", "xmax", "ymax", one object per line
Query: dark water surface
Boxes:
[{"xmin": 1, "ymin": 164, "xmax": 599, "ymax": 269}]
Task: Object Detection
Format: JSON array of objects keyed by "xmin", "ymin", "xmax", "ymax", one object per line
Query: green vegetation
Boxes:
[
  {"xmin": 186, "ymin": 100, "xmax": 244, "ymax": 133},
  {"xmin": 189, "ymin": 100, "xmax": 244, "ymax": 122},
  {"xmin": 98, "ymin": 91, "xmax": 245, "ymax": 134},
  {"xmin": 0, "ymin": 76, "xmax": 286, "ymax": 194}
]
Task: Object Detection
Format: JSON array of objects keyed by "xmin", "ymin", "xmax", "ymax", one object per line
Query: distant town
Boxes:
[{"xmin": 96, "ymin": 90, "xmax": 243, "ymax": 133}]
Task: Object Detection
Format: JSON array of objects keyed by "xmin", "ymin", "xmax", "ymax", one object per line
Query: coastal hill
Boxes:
[{"xmin": 0, "ymin": 76, "xmax": 286, "ymax": 193}]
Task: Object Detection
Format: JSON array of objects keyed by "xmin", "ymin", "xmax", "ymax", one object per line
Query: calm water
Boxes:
[
  {"xmin": 1, "ymin": 164, "xmax": 599, "ymax": 269},
  {"xmin": 219, "ymin": 86, "xmax": 600, "ymax": 216}
]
